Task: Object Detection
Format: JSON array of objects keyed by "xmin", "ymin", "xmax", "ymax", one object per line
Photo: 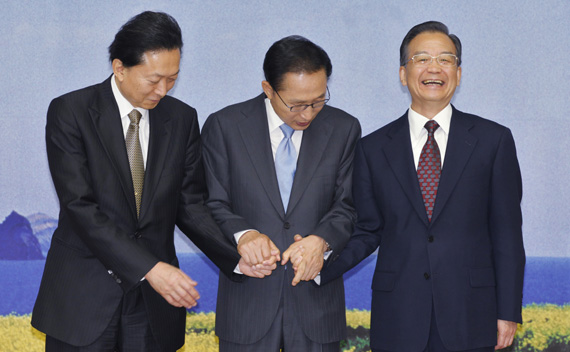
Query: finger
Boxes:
[
  {"xmin": 292, "ymin": 255, "xmax": 303, "ymax": 269},
  {"xmin": 281, "ymin": 248, "xmax": 292, "ymax": 265},
  {"xmin": 294, "ymin": 234, "xmax": 303, "ymax": 242},
  {"xmin": 260, "ymin": 239, "xmax": 271, "ymax": 260},
  {"xmin": 240, "ymin": 250, "xmax": 252, "ymax": 266},
  {"xmin": 251, "ymin": 244, "xmax": 265, "ymax": 265},
  {"xmin": 257, "ymin": 269, "xmax": 272, "ymax": 277},
  {"xmin": 302, "ymin": 263, "xmax": 318, "ymax": 281},
  {"xmin": 269, "ymin": 240, "xmax": 281, "ymax": 261},
  {"xmin": 175, "ymin": 285, "xmax": 198, "ymax": 308},
  {"xmin": 292, "ymin": 261, "xmax": 306, "ymax": 286},
  {"xmin": 262, "ymin": 255, "xmax": 277, "ymax": 266}
]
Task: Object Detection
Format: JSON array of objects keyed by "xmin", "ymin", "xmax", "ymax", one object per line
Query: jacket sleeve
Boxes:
[
  {"xmin": 46, "ymin": 96, "xmax": 159, "ymax": 292},
  {"xmin": 489, "ymin": 128, "xmax": 525, "ymax": 323},
  {"xmin": 174, "ymin": 109, "xmax": 241, "ymax": 278}
]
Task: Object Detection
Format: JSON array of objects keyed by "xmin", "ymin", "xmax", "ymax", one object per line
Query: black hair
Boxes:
[
  {"xmin": 399, "ymin": 21, "xmax": 462, "ymax": 66},
  {"xmin": 263, "ymin": 35, "xmax": 332, "ymax": 91},
  {"xmin": 108, "ymin": 11, "xmax": 183, "ymax": 67}
]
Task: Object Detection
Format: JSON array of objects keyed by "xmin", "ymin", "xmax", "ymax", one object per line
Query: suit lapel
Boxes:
[
  {"xmin": 238, "ymin": 95, "xmax": 286, "ymax": 218},
  {"xmin": 383, "ymin": 113, "xmax": 429, "ymax": 226},
  {"xmin": 89, "ymin": 77, "xmax": 138, "ymax": 219},
  {"xmin": 431, "ymin": 107, "xmax": 477, "ymax": 224},
  {"xmin": 139, "ymin": 104, "xmax": 171, "ymax": 220},
  {"xmin": 286, "ymin": 109, "xmax": 333, "ymax": 214}
]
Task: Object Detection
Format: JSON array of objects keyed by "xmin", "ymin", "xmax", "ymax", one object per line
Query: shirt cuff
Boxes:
[{"xmin": 234, "ymin": 229, "xmax": 257, "ymax": 244}]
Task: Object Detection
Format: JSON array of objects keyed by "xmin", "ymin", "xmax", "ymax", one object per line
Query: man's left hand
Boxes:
[
  {"xmin": 495, "ymin": 319, "xmax": 517, "ymax": 350},
  {"xmin": 282, "ymin": 234, "xmax": 327, "ymax": 286}
]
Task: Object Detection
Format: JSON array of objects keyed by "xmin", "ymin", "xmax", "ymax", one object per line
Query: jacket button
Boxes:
[
  {"xmin": 116, "ymin": 278, "xmax": 122, "ymax": 284},
  {"xmin": 424, "ymin": 272, "xmax": 430, "ymax": 280},
  {"xmin": 428, "ymin": 236, "xmax": 434, "ymax": 243},
  {"xmin": 283, "ymin": 222, "xmax": 291, "ymax": 229}
]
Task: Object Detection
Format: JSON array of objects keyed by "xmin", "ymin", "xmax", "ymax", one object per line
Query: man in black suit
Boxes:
[
  {"xmin": 201, "ymin": 36, "xmax": 361, "ymax": 351},
  {"xmin": 320, "ymin": 21, "xmax": 525, "ymax": 352},
  {"xmin": 32, "ymin": 11, "xmax": 263, "ymax": 351}
]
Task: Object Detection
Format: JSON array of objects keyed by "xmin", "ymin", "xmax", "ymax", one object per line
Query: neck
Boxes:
[{"xmin": 411, "ymin": 102, "xmax": 449, "ymax": 119}]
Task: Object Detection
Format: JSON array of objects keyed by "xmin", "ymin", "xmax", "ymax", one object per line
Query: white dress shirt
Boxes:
[
  {"xmin": 111, "ymin": 74, "xmax": 150, "ymax": 168},
  {"xmin": 408, "ymin": 104, "xmax": 451, "ymax": 170}
]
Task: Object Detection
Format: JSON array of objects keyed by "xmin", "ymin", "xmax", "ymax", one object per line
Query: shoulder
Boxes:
[
  {"xmin": 452, "ymin": 107, "xmax": 512, "ymax": 140},
  {"xmin": 319, "ymin": 105, "xmax": 359, "ymax": 127},
  {"xmin": 156, "ymin": 95, "xmax": 197, "ymax": 116},
  {"xmin": 209, "ymin": 95, "xmax": 263, "ymax": 120},
  {"xmin": 359, "ymin": 114, "xmax": 406, "ymax": 148},
  {"xmin": 203, "ymin": 94, "xmax": 265, "ymax": 131},
  {"xmin": 316, "ymin": 105, "xmax": 362, "ymax": 142},
  {"xmin": 50, "ymin": 81, "xmax": 105, "ymax": 107}
]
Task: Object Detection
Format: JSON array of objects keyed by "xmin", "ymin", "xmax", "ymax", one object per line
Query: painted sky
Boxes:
[{"xmin": 1, "ymin": 0, "xmax": 568, "ymax": 257}]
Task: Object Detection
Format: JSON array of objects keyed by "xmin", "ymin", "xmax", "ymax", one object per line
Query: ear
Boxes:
[
  {"xmin": 261, "ymin": 81, "xmax": 274, "ymax": 98},
  {"xmin": 112, "ymin": 59, "xmax": 125, "ymax": 82},
  {"xmin": 456, "ymin": 66, "xmax": 462, "ymax": 86},
  {"xmin": 399, "ymin": 66, "xmax": 408, "ymax": 87}
]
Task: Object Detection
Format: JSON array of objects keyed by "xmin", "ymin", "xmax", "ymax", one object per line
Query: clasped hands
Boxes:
[{"xmin": 238, "ymin": 230, "xmax": 328, "ymax": 286}]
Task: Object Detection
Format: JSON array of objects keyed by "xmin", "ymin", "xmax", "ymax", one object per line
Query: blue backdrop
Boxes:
[{"xmin": 0, "ymin": 0, "xmax": 568, "ymax": 315}]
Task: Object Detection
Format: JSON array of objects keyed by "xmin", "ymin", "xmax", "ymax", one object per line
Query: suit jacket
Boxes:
[
  {"xmin": 321, "ymin": 106, "xmax": 525, "ymax": 351},
  {"xmin": 32, "ymin": 76, "xmax": 240, "ymax": 351},
  {"xmin": 201, "ymin": 93, "xmax": 361, "ymax": 344}
]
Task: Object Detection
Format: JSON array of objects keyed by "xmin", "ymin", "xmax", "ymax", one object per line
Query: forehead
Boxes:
[
  {"xmin": 136, "ymin": 49, "xmax": 180, "ymax": 72},
  {"xmin": 279, "ymin": 69, "xmax": 327, "ymax": 98},
  {"xmin": 408, "ymin": 32, "xmax": 456, "ymax": 55}
]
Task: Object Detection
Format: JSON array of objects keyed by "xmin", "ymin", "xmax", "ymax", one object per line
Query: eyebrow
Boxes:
[{"xmin": 413, "ymin": 50, "xmax": 455, "ymax": 55}]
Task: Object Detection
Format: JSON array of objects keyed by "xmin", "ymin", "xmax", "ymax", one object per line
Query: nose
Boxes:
[
  {"xmin": 427, "ymin": 59, "xmax": 443, "ymax": 72},
  {"xmin": 299, "ymin": 106, "xmax": 318, "ymax": 121},
  {"xmin": 155, "ymin": 80, "xmax": 168, "ymax": 97}
]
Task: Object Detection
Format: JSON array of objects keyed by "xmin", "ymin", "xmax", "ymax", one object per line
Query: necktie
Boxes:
[
  {"xmin": 417, "ymin": 120, "xmax": 441, "ymax": 221},
  {"xmin": 126, "ymin": 109, "xmax": 144, "ymax": 218},
  {"xmin": 275, "ymin": 124, "xmax": 296, "ymax": 212}
]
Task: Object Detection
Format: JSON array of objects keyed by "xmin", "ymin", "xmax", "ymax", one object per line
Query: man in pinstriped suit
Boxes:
[{"xmin": 202, "ymin": 35, "xmax": 361, "ymax": 351}]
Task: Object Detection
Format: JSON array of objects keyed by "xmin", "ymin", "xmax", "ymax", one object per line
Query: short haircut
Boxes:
[
  {"xmin": 399, "ymin": 21, "xmax": 462, "ymax": 67},
  {"xmin": 263, "ymin": 35, "xmax": 332, "ymax": 91},
  {"xmin": 108, "ymin": 11, "xmax": 183, "ymax": 67}
]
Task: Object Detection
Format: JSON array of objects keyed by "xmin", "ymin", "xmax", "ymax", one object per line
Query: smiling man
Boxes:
[
  {"xmin": 320, "ymin": 21, "xmax": 525, "ymax": 352},
  {"xmin": 31, "ymin": 11, "xmax": 253, "ymax": 352},
  {"xmin": 201, "ymin": 35, "xmax": 361, "ymax": 351}
]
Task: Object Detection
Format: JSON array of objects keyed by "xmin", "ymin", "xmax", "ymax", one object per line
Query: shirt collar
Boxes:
[
  {"xmin": 265, "ymin": 97, "xmax": 286, "ymax": 133},
  {"xmin": 408, "ymin": 104, "xmax": 452, "ymax": 138},
  {"xmin": 111, "ymin": 74, "xmax": 147, "ymax": 119}
]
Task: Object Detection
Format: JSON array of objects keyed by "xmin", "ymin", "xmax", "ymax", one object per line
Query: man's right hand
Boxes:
[
  {"xmin": 237, "ymin": 230, "xmax": 280, "ymax": 265},
  {"xmin": 239, "ymin": 257, "xmax": 277, "ymax": 278},
  {"xmin": 145, "ymin": 262, "xmax": 200, "ymax": 309}
]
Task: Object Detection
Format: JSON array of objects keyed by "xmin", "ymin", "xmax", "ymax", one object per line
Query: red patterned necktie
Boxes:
[{"xmin": 417, "ymin": 120, "xmax": 441, "ymax": 221}]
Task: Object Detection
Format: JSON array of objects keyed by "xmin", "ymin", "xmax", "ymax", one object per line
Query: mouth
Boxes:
[{"xmin": 422, "ymin": 80, "xmax": 444, "ymax": 86}]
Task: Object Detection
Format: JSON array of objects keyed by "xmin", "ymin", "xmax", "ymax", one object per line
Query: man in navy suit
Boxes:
[
  {"xmin": 320, "ymin": 21, "xmax": 525, "ymax": 351},
  {"xmin": 31, "ymin": 11, "xmax": 263, "ymax": 352}
]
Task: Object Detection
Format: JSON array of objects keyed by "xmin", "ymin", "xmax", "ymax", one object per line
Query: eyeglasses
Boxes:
[
  {"xmin": 274, "ymin": 87, "xmax": 330, "ymax": 112},
  {"xmin": 406, "ymin": 54, "xmax": 458, "ymax": 67}
]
